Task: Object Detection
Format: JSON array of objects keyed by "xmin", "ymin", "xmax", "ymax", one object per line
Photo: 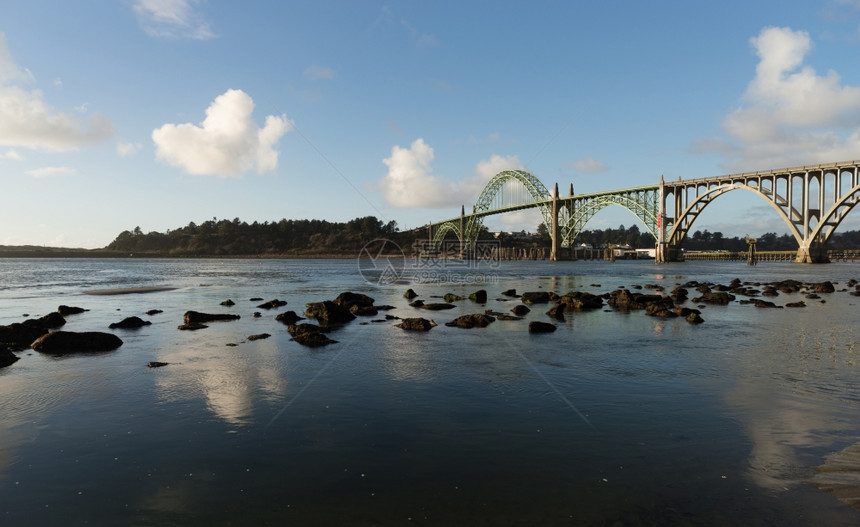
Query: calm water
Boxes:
[{"xmin": 1, "ymin": 257, "xmax": 858, "ymax": 526}]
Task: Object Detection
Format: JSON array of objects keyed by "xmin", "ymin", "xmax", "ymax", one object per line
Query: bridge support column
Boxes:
[
  {"xmin": 459, "ymin": 205, "xmax": 465, "ymax": 260},
  {"xmin": 795, "ymin": 241, "xmax": 830, "ymax": 263},
  {"xmin": 550, "ymin": 183, "xmax": 559, "ymax": 261}
]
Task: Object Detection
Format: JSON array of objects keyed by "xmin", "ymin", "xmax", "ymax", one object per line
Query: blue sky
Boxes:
[{"xmin": 2, "ymin": 0, "xmax": 860, "ymax": 248}]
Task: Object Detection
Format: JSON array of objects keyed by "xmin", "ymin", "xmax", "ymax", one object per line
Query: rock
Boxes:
[
  {"xmin": 22, "ymin": 312, "xmax": 66, "ymax": 330},
  {"xmin": 275, "ymin": 311, "xmax": 304, "ymax": 325},
  {"xmin": 1, "ymin": 347, "xmax": 19, "ymax": 368},
  {"xmin": 409, "ymin": 300, "xmax": 424, "ymax": 308},
  {"xmin": 546, "ymin": 304, "xmax": 566, "ymax": 321},
  {"xmin": 304, "ymin": 301, "xmax": 356, "ymax": 325},
  {"xmin": 445, "ymin": 314, "xmax": 495, "ymax": 328},
  {"xmin": 403, "ymin": 289, "xmax": 418, "ymax": 299},
  {"xmin": 247, "ymin": 333, "xmax": 271, "ymax": 341},
  {"xmin": 147, "ymin": 361, "xmax": 169, "ymax": 368},
  {"xmin": 375, "ymin": 305, "xmax": 396, "ymax": 311},
  {"xmin": 521, "ymin": 292, "xmax": 551, "ymax": 305},
  {"xmin": 57, "ymin": 305, "xmax": 88, "ymax": 316},
  {"xmin": 786, "ymin": 301, "xmax": 807, "ymax": 308},
  {"xmin": 183, "ymin": 311, "xmax": 241, "ymax": 324},
  {"xmin": 288, "ymin": 323, "xmax": 337, "ymax": 347},
  {"xmin": 469, "ymin": 290, "xmax": 488, "ymax": 303},
  {"xmin": 421, "ymin": 303, "xmax": 457, "ymax": 311},
  {"xmin": 257, "ymin": 299, "xmax": 287, "ymax": 309},
  {"xmin": 253, "ymin": 312, "xmax": 262, "ymax": 318},
  {"xmin": 249, "ymin": 297, "xmax": 264, "ymax": 302},
  {"xmin": 178, "ymin": 322, "xmax": 208, "ymax": 331},
  {"xmin": 220, "ymin": 299, "xmax": 236, "ymax": 306},
  {"xmin": 752, "ymin": 299, "xmax": 782, "ymax": 308},
  {"xmin": 333, "ymin": 292, "xmax": 375, "ymax": 310},
  {"xmin": 395, "ymin": 318, "xmax": 437, "ymax": 331},
  {"xmin": 511, "ymin": 305, "xmax": 531, "ymax": 316},
  {"xmin": 501, "ymin": 289, "xmax": 519, "ymax": 297},
  {"xmin": 443, "ymin": 293, "xmax": 464, "ymax": 302},
  {"xmin": 146, "ymin": 309, "xmax": 163, "ymax": 315},
  {"xmin": 685, "ymin": 312, "xmax": 705, "ymax": 324},
  {"xmin": 31, "ymin": 331, "xmax": 123, "ymax": 353},
  {"xmin": 0, "ymin": 323, "xmax": 50, "ymax": 350},
  {"xmin": 812, "ymin": 281, "xmax": 835, "ymax": 293},
  {"xmin": 109, "ymin": 316, "xmax": 152, "ymax": 329},
  {"xmin": 528, "ymin": 321, "xmax": 557, "ymax": 333},
  {"xmin": 691, "ymin": 291, "xmax": 735, "ymax": 305},
  {"xmin": 558, "ymin": 291, "xmax": 604, "ymax": 310},
  {"xmin": 496, "ymin": 314, "xmax": 523, "ymax": 321},
  {"xmin": 644, "ymin": 302, "xmax": 678, "ymax": 318}
]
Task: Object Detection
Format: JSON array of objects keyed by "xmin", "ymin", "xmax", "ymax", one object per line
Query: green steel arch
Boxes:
[
  {"xmin": 463, "ymin": 170, "xmax": 553, "ymax": 245},
  {"xmin": 562, "ymin": 188, "xmax": 660, "ymax": 247}
]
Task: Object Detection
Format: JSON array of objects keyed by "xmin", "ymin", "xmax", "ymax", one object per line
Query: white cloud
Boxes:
[
  {"xmin": 1, "ymin": 149, "xmax": 22, "ymax": 160},
  {"xmin": 568, "ymin": 157, "xmax": 608, "ymax": 173},
  {"xmin": 152, "ymin": 89, "xmax": 291, "ymax": 177},
  {"xmin": 0, "ymin": 33, "xmax": 113, "ymax": 151},
  {"xmin": 697, "ymin": 27, "xmax": 860, "ymax": 170},
  {"xmin": 303, "ymin": 65, "xmax": 335, "ymax": 81},
  {"xmin": 26, "ymin": 166, "xmax": 77, "ymax": 178},
  {"xmin": 133, "ymin": 0, "xmax": 215, "ymax": 40},
  {"xmin": 116, "ymin": 141, "xmax": 142, "ymax": 157},
  {"xmin": 379, "ymin": 140, "xmax": 525, "ymax": 208}
]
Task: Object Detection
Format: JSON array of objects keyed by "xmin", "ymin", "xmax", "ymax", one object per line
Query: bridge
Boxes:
[{"xmin": 427, "ymin": 160, "xmax": 860, "ymax": 263}]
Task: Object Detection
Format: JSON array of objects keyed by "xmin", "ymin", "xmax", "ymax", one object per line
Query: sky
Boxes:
[{"xmin": 2, "ymin": 0, "xmax": 860, "ymax": 249}]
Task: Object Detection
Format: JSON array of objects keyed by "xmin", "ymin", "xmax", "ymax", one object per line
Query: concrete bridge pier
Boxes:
[{"xmin": 795, "ymin": 241, "xmax": 830, "ymax": 263}]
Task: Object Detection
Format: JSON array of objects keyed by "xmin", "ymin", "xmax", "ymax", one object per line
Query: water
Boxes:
[{"xmin": 1, "ymin": 258, "xmax": 859, "ymax": 526}]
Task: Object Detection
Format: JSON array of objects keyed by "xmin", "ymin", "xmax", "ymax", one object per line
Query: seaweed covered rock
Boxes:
[
  {"xmin": 57, "ymin": 305, "xmax": 88, "ymax": 316},
  {"xmin": 275, "ymin": 311, "xmax": 304, "ymax": 325},
  {"xmin": 558, "ymin": 291, "xmax": 603, "ymax": 310},
  {"xmin": 304, "ymin": 301, "xmax": 356, "ymax": 325},
  {"xmin": 468, "ymin": 290, "xmax": 487, "ymax": 303},
  {"xmin": 257, "ymin": 299, "xmax": 287, "ymax": 309},
  {"xmin": 395, "ymin": 318, "xmax": 437, "ymax": 331},
  {"xmin": 445, "ymin": 313, "xmax": 495, "ymax": 328},
  {"xmin": 288, "ymin": 323, "xmax": 337, "ymax": 347},
  {"xmin": 520, "ymin": 292, "xmax": 551, "ymax": 305}
]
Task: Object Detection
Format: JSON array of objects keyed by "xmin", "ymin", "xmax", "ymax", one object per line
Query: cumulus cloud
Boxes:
[
  {"xmin": 567, "ymin": 157, "xmax": 608, "ymax": 173},
  {"xmin": 26, "ymin": 166, "xmax": 77, "ymax": 178},
  {"xmin": 379, "ymin": 139, "xmax": 524, "ymax": 208},
  {"xmin": 116, "ymin": 141, "xmax": 142, "ymax": 157},
  {"xmin": 303, "ymin": 65, "xmax": 335, "ymax": 81},
  {"xmin": 0, "ymin": 33, "xmax": 113, "ymax": 151},
  {"xmin": 152, "ymin": 89, "xmax": 291, "ymax": 177},
  {"xmin": 133, "ymin": 0, "xmax": 214, "ymax": 40},
  {"xmin": 1, "ymin": 149, "xmax": 22, "ymax": 160},
  {"xmin": 695, "ymin": 27, "xmax": 860, "ymax": 170}
]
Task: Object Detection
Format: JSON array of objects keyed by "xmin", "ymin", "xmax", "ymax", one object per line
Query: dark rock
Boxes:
[
  {"xmin": 31, "ymin": 331, "xmax": 123, "ymax": 353},
  {"xmin": 1, "ymin": 347, "xmax": 19, "ymax": 368},
  {"xmin": 220, "ymin": 299, "xmax": 235, "ymax": 306},
  {"xmin": 351, "ymin": 305, "xmax": 379, "ymax": 316},
  {"xmin": 812, "ymin": 281, "xmax": 835, "ymax": 293},
  {"xmin": 385, "ymin": 314, "xmax": 400, "ymax": 320},
  {"xmin": 23, "ymin": 312, "xmax": 66, "ymax": 330},
  {"xmin": 421, "ymin": 303, "xmax": 457, "ymax": 311},
  {"xmin": 469, "ymin": 290, "xmax": 488, "ymax": 303},
  {"xmin": 496, "ymin": 314, "xmax": 523, "ymax": 321},
  {"xmin": 546, "ymin": 304, "xmax": 566, "ymax": 321},
  {"xmin": 521, "ymin": 292, "xmax": 551, "ymax": 305},
  {"xmin": 146, "ymin": 309, "xmax": 163, "ymax": 315},
  {"xmin": 558, "ymin": 291, "xmax": 604, "ymax": 310},
  {"xmin": 249, "ymin": 297, "xmax": 264, "ymax": 301},
  {"xmin": 501, "ymin": 289, "xmax": 519, "ymax": 297},
  {"xmin": 57, "ymin": 305, "xmax": 88, "ymax": 316},
  {"xmin": 403, "ymin": 289, "xmax": 418, "ymax": 299},
  {"xmin": 752, "ymin": 299, "xmax": 782, "ymax": 308},
  {"xmin": 257, "ymin": 299, "xmax": 287, "ymax": 309},
  {"xmin": 685, "ymin": 312, "xmax": 705, "ymax": 324},
  {"xmin": 511, "ymin": 305, "xmax": 531, "ymax": 316},
  {"xmin": 247, "ymin": 333, "xmax": 271, "ymax": 341},
  {"xmin": 786, "ymin": 301, "xmax": 807, "ymax": 308},
  {"xmin": 409, "ymin": 300, "xmax": 425, "ymax": 308},
  {"xmin": 184, "ymin": 311, "xmax": 241, "ymax": 324},
  {"xmin": 445, "ymin": 314, "xmax": 495, "ymax": 328},
  {"xmin": 147, "ymin": 361, "xmax": 169, "ymax": 368},
  {"xmin": 253, "ymin": 312, "xmax": 262, "ymax": 318},
  {"xmin": 275, "ymin": 311, "xmax": 304, "ymax": 325},
  {"xmin": 288, "ymin": 323, "xmax": 337, "ymax": 347},
  {"xmin": 644, "ymin": 302, "xmax": 678, "ymax": 318},
  {"xmin": 375, "ymin": 305, "xmax": 396, "ymax": 311},
  {"xmin": 109, "ymin": 316, "xmax": 152, "ymax": 329},
  {"xmin": 333, "ymin": 292, "xmax": 375, "ymax": 310},
  {"xmin": 178, "ymin": 322, "xmax": 208, "ymax": 331},
  {"xmin": 443, "ymin": 293, "xmax": 464, "ymax": 302},
  {"xmin": 691, "ymin": 291, "xmax": 735, "ymax": 305},
  {"xmin": 528, "ymin": 321, "xmax": 557, "ymax": 333},
  {"xmin": 0, "ymin": 323, "xmax": 50, "ymax": 350},
  {"xmin": 304, "ymin": 301, "xmax": 356, "ymax": 325},
  {"xmin": 395, "ymin": 318, "xmax": 437, "ymax": 331}
]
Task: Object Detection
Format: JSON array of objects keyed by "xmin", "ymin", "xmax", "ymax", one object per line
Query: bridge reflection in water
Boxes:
[{"xmin": 427, "ymin": 160, "xmax": 860, "ymax": 263}]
